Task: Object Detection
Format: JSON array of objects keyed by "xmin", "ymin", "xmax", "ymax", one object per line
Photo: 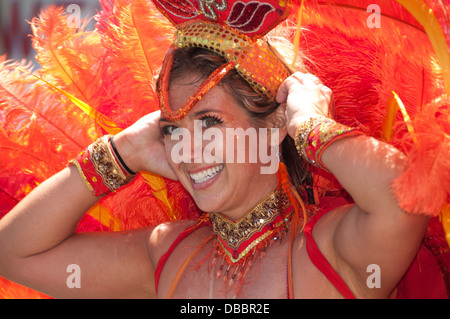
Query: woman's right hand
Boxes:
[
  {"xmin": 276, "ymin": 72, "xmax": 333, "ymax": 138},
  {"xmin": 112, "ymin": 111, "xmax": 178, "ymax": 180}
]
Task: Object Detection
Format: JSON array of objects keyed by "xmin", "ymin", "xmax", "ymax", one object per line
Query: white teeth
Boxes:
[{"xmin": 189, "ymin": 164, "xmax": 224, "ymax": 184}]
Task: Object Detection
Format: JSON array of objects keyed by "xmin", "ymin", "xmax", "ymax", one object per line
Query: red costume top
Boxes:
[{"xmin": 154, "ymin": 201, "xmax": 357, "ymax": 299}]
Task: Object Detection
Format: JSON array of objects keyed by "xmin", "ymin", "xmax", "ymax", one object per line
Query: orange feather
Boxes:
[
  {"xmin": 392, "ymin": 96, "xmax": 450, "ymax": 216},
  {"xmin": 96, "ymin": 0, "xmax": 174, "ymax": 123},
  {"xmin": 31, "ymin": 6, "xmax": 105, "ymax": 113}
]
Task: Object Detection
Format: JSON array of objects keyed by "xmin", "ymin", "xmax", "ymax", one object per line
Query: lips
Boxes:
[{"xmin": 189, "ymin": 164, "xmax": 224, "ymax": 184}]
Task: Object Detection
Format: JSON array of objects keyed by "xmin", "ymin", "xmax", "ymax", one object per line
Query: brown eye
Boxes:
[{"xmin": 201, "ymin": 116, "xmax": 223, "ymax": 128}]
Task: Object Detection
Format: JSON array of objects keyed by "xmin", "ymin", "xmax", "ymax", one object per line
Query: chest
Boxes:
[{"xmin": 156, "ymin": 231, "xmax": 344, "ymax": 299}]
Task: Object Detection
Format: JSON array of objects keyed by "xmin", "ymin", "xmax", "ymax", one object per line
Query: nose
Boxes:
[
  {"xmin": 167, "ymin": 122, "xmax": 203, "ymax": 164},
  {"xmin": 189, "ymin": 121, "xmax": 225, "ymax": 165},
  {"xmin": 168, "ymin": 120, "xmax": 226, "ymax": 165},
  {"xmin": 191, "ymin": 121, "xmax": 204, "ymax": 164}
]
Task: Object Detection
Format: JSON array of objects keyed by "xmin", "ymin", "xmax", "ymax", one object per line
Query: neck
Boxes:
[{"xmin": 215, "ymin": 172, "xmax": 278, "ymax": 221}]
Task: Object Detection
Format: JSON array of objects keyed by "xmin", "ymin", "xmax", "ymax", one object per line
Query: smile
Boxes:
[{"xmin": 189, "ymin": 164, "xmax": 224, "ymax": 184}]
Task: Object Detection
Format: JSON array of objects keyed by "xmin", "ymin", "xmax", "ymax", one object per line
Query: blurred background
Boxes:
[{"xmin": 0, "ymin": 0, "xmax": 101, "ymax": 65}]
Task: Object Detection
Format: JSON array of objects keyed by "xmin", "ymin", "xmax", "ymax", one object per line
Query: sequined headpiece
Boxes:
[{"xmin": 152, "ymin": 0, "xmax": 292, "ymax": 121}]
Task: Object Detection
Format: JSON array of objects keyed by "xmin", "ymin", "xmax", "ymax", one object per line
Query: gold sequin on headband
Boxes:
[{"xmin": 175, "ymin": 22, "xmax": 291, "ymax": 101}]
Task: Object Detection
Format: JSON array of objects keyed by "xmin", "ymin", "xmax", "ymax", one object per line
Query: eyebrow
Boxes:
[
  {"xmin": 159, "ymin": 109, "xmax": 225, "ymax": 123},
  {"xmin": 192, "ymin": 109, "xmax": 224, "ymax": 117}
]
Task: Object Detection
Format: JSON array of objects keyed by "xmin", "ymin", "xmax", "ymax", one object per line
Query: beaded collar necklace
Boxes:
[{"xmin": 208, "ymin": 188, "xmax": 293, "ymax": 291}]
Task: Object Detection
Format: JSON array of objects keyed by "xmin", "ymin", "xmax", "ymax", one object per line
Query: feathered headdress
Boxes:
[{"xmin": 153, "ymin": 0, "xmax": 292, "ymax": 120}]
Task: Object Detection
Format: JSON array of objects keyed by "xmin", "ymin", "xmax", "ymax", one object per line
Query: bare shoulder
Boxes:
[{"xmin": 147, "ymin": 219, "xmax": 199, "ymax": 266}]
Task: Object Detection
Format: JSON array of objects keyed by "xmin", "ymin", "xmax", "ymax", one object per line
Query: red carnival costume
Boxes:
[{"xmin": 0, "ymin": 0, "xmax": 449, "ymax": 298}]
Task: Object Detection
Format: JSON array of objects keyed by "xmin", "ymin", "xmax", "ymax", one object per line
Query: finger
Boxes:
[
  {"xmin": 276, "ymin": 72, "xmax": 302, "ymax": 103},
  {"xmin": 328, "ymin": 94, "xmax": 336, "ymax": 118},
  {"xmin": 291, "ymin": 72, "xmax": 323, "ymax": 86},
  {"xmin": 276, "ymin": 75, "xmax": 299, "ymax": 103},
  {"xmin": 148, "ymin": 110, "xmax": 162, "ymax": 124},
  {"xmin": 277, "ymin": 73, "xmax": 326, "ymax": 103},
  {"xmin": 276, "ymin": 80, "xmax": 288, "ymax": 104}
]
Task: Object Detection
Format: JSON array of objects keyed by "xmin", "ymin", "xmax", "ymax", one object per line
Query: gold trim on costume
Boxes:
[
  {"xmin": 174, "ymin": 21, "xmax": 290, "ymax": 101},
  {"xmin": 210, "ymin": 189, "xmax": 292, "ymax": 263},
  {"xmin": 68, "ymin": 158, "xmax": 94, "ymax": 193},
  {"xmin": 89, "ymin": 136, "xmax": 134, "ymax": 192}
]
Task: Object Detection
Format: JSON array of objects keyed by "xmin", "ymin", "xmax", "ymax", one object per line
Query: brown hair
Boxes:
[{"xmin": 165, "ymin": 45, "xmax": 313, "ymax": 202}]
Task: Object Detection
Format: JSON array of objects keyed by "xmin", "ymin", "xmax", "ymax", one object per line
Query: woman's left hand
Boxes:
[{"xmin": 276, "ymin": 72, "xmax": 333, "ymax": 138}]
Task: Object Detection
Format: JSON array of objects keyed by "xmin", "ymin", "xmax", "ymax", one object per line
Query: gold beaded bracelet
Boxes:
[
  {"xmin": 294, "ymin": 117, "xmax": 363, "ymax": 171},
  {"xmin": 69, "ymin": 135, "xmax": 136, "ymax": 196}
]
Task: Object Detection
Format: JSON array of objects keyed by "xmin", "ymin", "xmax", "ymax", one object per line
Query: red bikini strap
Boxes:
[
  {"xmin": 304, "ymin": 213, "xmax": 356, "ymax": 299},
  {"xmin": 154, "ymin": 221, "xmax": 209, "ymax": 294}
]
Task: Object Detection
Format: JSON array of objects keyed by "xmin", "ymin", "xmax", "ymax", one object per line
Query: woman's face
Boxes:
[{"xmin": 159, "ymin": 73, "xmax": 279, "ymax": 219}]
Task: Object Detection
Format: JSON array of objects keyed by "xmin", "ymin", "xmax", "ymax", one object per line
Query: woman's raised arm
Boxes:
[
  {"xmin": 0, "ymin": 111, "xmax": 174, "ymax": 298},
  {"xmin": 278, "ymin": 72, "xmax": 430, "ymax": 298},
  {"xmin": 0, "ymin": 166, "xmax": 156, "ymax": 298}
]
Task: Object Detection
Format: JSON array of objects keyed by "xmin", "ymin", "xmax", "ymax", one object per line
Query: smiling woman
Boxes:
[
  {"xmin": 0, "ymin": 0, "xmax": 449, "ymax": 299},
  {"xmin": 157, "ymin": 69, "xmax": 283, "ymax": 219},
  {"xmin": 164, "ymin": 46, "xmax": 311, "ymax": 192}
]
